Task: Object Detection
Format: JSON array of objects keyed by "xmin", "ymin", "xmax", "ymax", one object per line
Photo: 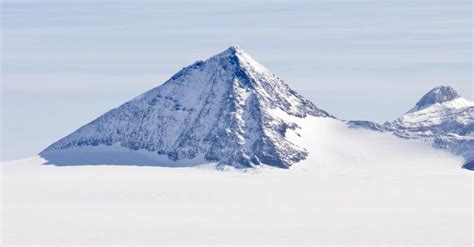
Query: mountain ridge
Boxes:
[
  {"xmin": 40, "ymin": 46, "xmax": 473, "ymax": 170},
  {"xmin": 41, "ymin": 46, "xmax": 331, "ymax": 168},
  {"xmin": 348, "ymin": 86, "xmax": 474, "ymax": 169}
]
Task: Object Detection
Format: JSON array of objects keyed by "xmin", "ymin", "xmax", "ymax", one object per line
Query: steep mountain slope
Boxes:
[
  {"xmin": 40, "ymin": 46, "xmax": 331, "ymax": 168},
  {"xmin": 349, "ymin": 86, "xmax": 474, "ymax": 169}
]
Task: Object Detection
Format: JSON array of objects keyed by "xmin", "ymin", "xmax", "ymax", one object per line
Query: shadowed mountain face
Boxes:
[
  {"xmin": 348, "ymin": 86, "xmax": 474, "ymax": 170},
  {"xmin": 41, "ymin": 46, "xmax": 331, "ymax": 168}
]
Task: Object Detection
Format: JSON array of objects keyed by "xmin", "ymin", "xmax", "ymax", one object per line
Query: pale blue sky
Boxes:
[{"xmin": 1, "ymin": 0, "xmax": 472, "ymax": 160}]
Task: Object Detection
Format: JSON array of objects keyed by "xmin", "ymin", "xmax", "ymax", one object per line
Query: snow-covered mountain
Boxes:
[
  {"xmin": 349, "ymin": 86, "xmax": 474, "ymax": 169},
  {"xmin": 40, "ymin": 46, "xmax": 472, "ymax": 170},
  {"xmin": 40, "ymin": 46, "xmax": 331, "ymax": 168}
]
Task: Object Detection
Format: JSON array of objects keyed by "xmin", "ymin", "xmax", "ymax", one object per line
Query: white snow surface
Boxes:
[
  {"xmin": 349, "ymin": 88, "xmax": 474, "ymax": 166},
  {"xmin": 398, "ymin": 97, "xmax": 474, "ymax": 127},
  {"xmin": 2, "ymin": 114, "xmax": 472, "ymax": 246},
  {"xmin": 389, "ymin": 95, "xmax": 474, "ymax": 163},
  {"xmin": 348, "ymin": 86, "xmax": 474, "ymax": 167},
  {"xmin": 41, "ymin": 46, "xmax": 330, "ymax": 168}
]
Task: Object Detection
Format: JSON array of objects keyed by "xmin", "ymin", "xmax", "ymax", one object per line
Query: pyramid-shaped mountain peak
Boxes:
[{"xmin": 41, "ymin": 46, "xmax": 331, "ymax": 168}]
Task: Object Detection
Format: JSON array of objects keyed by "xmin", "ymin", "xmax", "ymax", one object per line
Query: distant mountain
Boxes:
[
  {"xmin": 40, "ymin": 46, "xmax": 331, "ymax": 168},
  {"xmin": 407, "ymin": 86, "xmax": 461, "ymax": 113},
  {"xmin": 349, "ymin": 86, "xmax": 474, "ymax": 169}
]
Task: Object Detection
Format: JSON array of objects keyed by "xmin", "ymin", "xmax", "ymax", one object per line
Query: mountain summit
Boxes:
[
  {"xmin": 349, "ymin": 85, "xmax": 474, "ymax": 169},
  {"xmin": 41, "ymin": 46, "xmax": 331, "ymax": 168},
  {"xmin": 390, "ymin": 86, "xmax": 474, "ymax": 168},
  {"xmin": 408, "ymin": 85, "xmax": 460, "ymax": 113}
]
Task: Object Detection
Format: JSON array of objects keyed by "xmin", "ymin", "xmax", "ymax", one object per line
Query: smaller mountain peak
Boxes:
[
  {"xmin": 420, "ymin": 85, "xmax": 460, "ymax": 104},
  {"xmin": 408, "ymin": 85, "xmax": 461, "ymax": 113}
]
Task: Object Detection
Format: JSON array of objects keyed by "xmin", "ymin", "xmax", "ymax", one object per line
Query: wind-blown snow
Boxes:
[
  {"xmin": 279, "ymin": 109, "xmax": 464, "ymax": 174},
  {"xmin": 2, "ymin": 115, "xmax": 471, "ymax": 245}
]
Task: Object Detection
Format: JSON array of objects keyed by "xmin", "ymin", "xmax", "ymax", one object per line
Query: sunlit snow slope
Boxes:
[
  {"xmin": 349, "ymin": 86, "xmax": 474, "ymax": 169},
  {"xmin": 2, "ymin": 114, "xmax": 471, "ymax": 245},
  {"xmin": 40, "ymin": 46, "xmax": 330, "ymax": 168},
  {"xmin": 5, "ymin": 47, "xmax": 472, "ymax": 244}
]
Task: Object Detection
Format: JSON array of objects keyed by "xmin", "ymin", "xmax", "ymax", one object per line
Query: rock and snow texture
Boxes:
[
  {"xmin": 39, "ymin": 47, "xmax": 472, "ymax": 170},
  {"xmin": 407, "ymin": 85, "xmax": 461, "ymax": 113},
  {"xmin": 40, "ymin": 46, "xmax": 331, "ymax": 168},
  {"xmin": 6, "ymin": 50, "xmax": 472, "ymax": 244},
  {"xmin": 349, "ymin": 86, "xmax": 474, "ymax": 169}
]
